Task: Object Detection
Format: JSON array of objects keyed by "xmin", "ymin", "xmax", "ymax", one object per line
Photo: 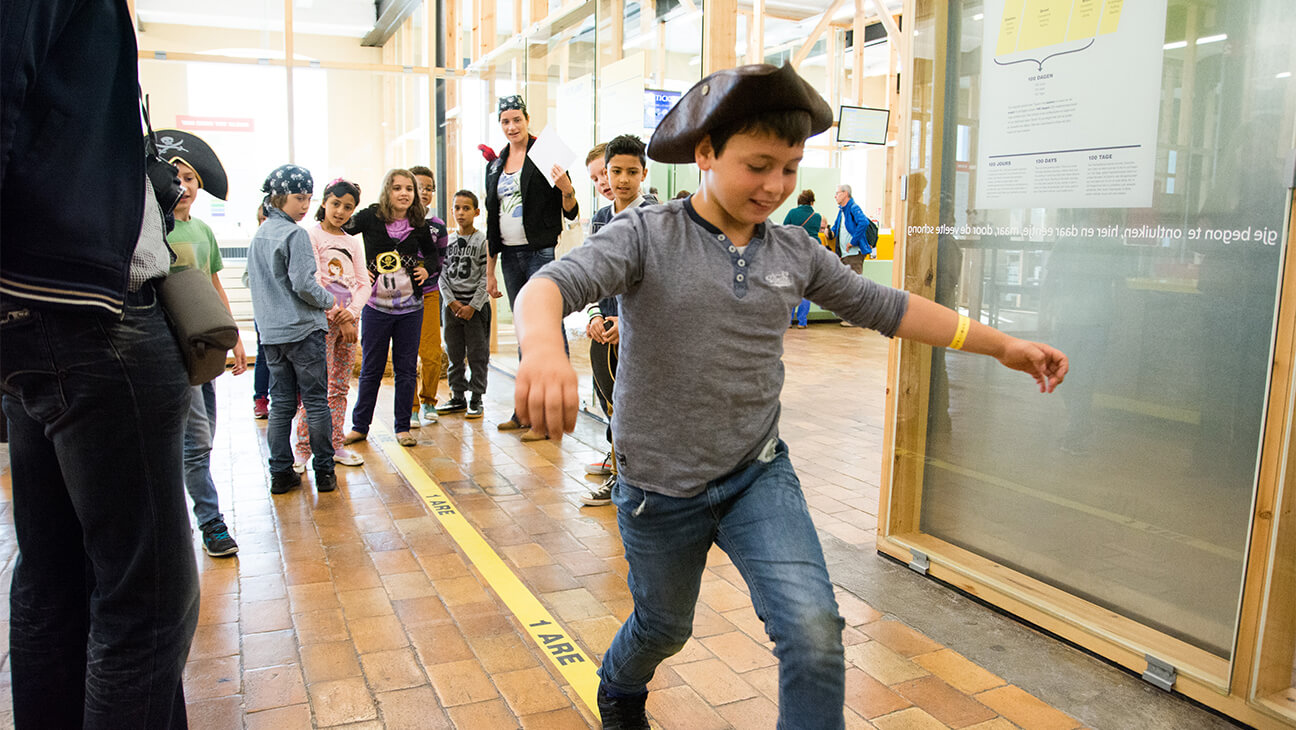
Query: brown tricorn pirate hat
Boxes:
[{"xmin": 647, "ymin": 63, "xmax": 834, "ymax": 164}]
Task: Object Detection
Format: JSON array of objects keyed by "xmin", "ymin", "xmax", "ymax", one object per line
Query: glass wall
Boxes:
[{"xmin": 897, "ymin": 0, "xmax": 1295, "ymax": 660}]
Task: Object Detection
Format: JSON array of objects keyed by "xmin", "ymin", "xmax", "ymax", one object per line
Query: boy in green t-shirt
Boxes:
[{"xmin": 161, "ymin": 132, "xmax": 245, "ymax": 557}]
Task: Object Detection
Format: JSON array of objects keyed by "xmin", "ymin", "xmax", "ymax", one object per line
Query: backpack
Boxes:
[{"xmin": 859, "ymin": 213, "xmax": 879, "ymax": 254}]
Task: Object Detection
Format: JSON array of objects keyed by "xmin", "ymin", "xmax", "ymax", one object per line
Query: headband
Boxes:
[{"xmin": 498, "ymin": 95, "xmax": 527, "ymax": 116}]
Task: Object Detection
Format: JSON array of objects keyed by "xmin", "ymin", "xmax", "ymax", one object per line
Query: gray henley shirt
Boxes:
[{"xmin": 535, "ymin": 198, "xmax": 908, "ymax": 497}]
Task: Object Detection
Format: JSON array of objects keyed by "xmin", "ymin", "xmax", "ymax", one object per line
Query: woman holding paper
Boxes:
[{"xmin": 485, "ymin": 94, "xmax": 580, "ymax": 440}]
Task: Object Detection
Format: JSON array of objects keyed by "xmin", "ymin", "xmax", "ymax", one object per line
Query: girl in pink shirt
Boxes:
[{"xmin": 295, "ymin": 179, "xmax": 370, "ymax": 468}]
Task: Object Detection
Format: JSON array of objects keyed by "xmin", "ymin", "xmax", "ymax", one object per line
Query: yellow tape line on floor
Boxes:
[{"xmin": 374, "ymin": 431, "xmax": 602, "ymax": 719}]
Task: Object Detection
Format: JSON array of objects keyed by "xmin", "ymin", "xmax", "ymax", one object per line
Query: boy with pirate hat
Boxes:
[
  {"xmin": 155, "ymin": 129, "xmax": 244, "ymax": 556},
  {"xmin": 510, "ymin": 63, "xmax": 1068, "ymax": 728}
]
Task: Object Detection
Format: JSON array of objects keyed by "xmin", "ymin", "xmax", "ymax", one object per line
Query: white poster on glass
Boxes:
[{"xmin": 975, "ymin": 0, "xmax": 1167, "ymax": 209}]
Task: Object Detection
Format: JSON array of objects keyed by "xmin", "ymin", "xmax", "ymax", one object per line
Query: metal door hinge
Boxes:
[
  {"xmin": 1142, "ymin": 654, "xmax": 1176, "ymax": 691},
  {"xmin": 908, "ymin": 549, "xmax": 930, "ymax": 575}
]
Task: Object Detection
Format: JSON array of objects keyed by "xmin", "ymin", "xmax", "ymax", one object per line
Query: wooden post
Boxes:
[
  {"xmin": 479, "ymin": 0, "xmax": 495, "ymax": 62},
  {"xmin": 791, "ymin": 0, "xmax": 845, "ymax": 69},
  {"xmin": 447, "ymin": 0, "xmax": 462, "ymax": 198},
  {"xmin": 853, "ymin": 0, "xmax": 866, "ymax": 103},
  {"xmin": 751, "ymin": 0, "xmax": 764, "ymax": 64},
  {"xmin": 1237, "ymin": 189, "xmax": 1296, "ymax": 704},
  {"xmin": 702, "ymin": 0, "xmax": 736, "ymax": 74},
  {"xmin": 284, "ymin": 0, "xmax": 295, "ymax": 163}
]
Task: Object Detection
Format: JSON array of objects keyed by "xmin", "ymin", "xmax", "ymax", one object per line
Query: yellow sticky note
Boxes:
[
  {"xmin": 1099, "ymin": 0, "xmax": 1124, "ymax": 35},
  {"xmin": 1066, "ymin": 0, "xmax": 1102, "ymax": 40},
  {"xmin": 1018, "ymin": 0, "xmax": 1072, "ymax": 51},
  {"xmin": 996, "ymin": 0, "xmax": 1026, "ymax": 56}
]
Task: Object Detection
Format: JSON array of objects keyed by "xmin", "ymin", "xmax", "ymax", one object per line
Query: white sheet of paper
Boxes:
[{"xmin": 527, "ymin": 127, "xmax": 579, "ymax": 188}]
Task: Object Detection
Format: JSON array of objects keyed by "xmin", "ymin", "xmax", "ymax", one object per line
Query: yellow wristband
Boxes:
[{"xmin": 949, "ymin": 314, "xmax": 971, "ymax": 350}]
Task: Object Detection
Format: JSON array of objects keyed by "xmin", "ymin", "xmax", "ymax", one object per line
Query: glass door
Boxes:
[{"xmin": 883, "ymin": 0, "xmax": 1295, "ymax": 722}]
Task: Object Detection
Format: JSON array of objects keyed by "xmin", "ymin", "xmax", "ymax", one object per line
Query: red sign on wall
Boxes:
[{"xmin": 175, "ymin": 115, "xmax": 256, "ymax": 132}]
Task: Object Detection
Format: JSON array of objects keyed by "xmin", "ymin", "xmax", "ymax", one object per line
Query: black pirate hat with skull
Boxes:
[{"xmin": 150, "ymin": 129, "xmax": 229, "ymax": 201}]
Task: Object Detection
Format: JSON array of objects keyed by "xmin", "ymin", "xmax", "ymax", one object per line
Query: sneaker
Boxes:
[
  {"xmin": 410, "ymin": 410, "xmax": 422, "ymax": 428},
  {"xmin": 270, "ymin": 470, "xmax": 301, "ymax": 494},
  {"xmin": 420, "ymin": 403, "xmax": 439, "ymax": 423},
  {"xmin": 581, "ymin": 473, "xmax": 615, "ymax": 507},
  {"xmin": 292, "ymin": 458, "xmax": 307, "ymax": 474},
  {"xmin": 466, "ymin": 395, "xmax": 483, "ymax": 419},
  {"xmin": 437, "ymin": 396, "xmax": 468, "ymax": 414},
  {"xmin": 199, "ymin": 519, "xmax": 239, "ymax": 557},
  {"xmin": 315, "ymin": 471, "xmax": 337, "ymax": 493},
  {"xmin": 585, "ymin": 452, "xmax": 613, "ymax": 476},
  {"xmin": 252, "ymin": 397, "xmax": 269, "ymax": 419},
  {"xmin": 596, "ymin": 683, "xmax": 649, "ymax": 730},
  {"xmin": 333, "ymin": 448, "xmax": 364, "ymax": 467}
]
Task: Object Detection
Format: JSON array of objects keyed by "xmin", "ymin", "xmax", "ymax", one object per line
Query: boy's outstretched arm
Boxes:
[
  {"xmin": 513, "ymin": 277, "xmax": 580, "ymax": 440},
  {"xmin": 893, "ymin": 294, "xmax": 1069, "ymax": 393}
]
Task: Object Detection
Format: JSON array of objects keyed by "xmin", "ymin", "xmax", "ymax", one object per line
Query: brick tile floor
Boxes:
[{"xmin": 0, "ymin": 323, "xmax": 1084, "ymax": 728}]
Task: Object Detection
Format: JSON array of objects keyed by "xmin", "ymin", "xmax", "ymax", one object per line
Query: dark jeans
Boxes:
[
  {"xmin": 0, "ymin": 289, "xmax": 199, "ymax": 729},
  {"xmin": 601, "ymin": 441, "xmax": 845, "ymax": 729},
  {"xmin": 442, "ymin": 301, "xmax": 491, "ymax": 397},
  {"xmin": 262, "ymin": 330, "xmax": 334, "ymax": 476},
  {"xmin": 352, "ymin": 306, "xmax": 422, "ymax": 434},
  {"xmin": 500, "ymin": 247, "xmax": 566, "ymax": 423}
]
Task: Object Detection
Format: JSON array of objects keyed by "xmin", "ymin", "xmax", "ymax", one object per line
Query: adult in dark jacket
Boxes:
[
  {"xmin": 1, "ymin": 0, "xmax": 199, "ymax": 726},
  {"xmin": 484, "ymin": 95, "xmax": 579, "ymax": 439}
]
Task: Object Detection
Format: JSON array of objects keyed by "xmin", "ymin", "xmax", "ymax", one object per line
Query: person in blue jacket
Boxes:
[{"xmin": 832, "ymin": 184, "xmax": 874, "ymax": 257}]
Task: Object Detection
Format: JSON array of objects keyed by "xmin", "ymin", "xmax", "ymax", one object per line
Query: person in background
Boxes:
[
  {"xmin": 250, "ymin": 205, "xmax": 272, "ymax": 418},
  {"xmin": 293, "ymin": 179, "xmax": 370, "ymax": 471},
  {"xmin": 160, "ymin": 131, "xmax": 244, "ymax": 556},
  {"xmin": 783, "ymin": 189, "xmax": 823, "ymax": 329},
  {"xmin": 408, "ymin": 165, "xmax": 450, "ymax": 427},
  {"xmin": 436, "ymin": 190, "xmax": 492, "ymax": 419},
  {"xmin": 344, "ymin": 169, "xmax": 445, "ymax": 447},
  {"xmin": 832, "ymin": 183, "xmax": 873, "ymax": 257},
  {"xmin": 247, "ymin": 164, "xmax": 341, "ymax": 494},
  {"xmin": 582, "ymin": 134, "xmax": 654, "ymax": 507},
  {"xmin": 484, "ymin": 94, "xmax": 579, "ymax": 442},
  {"xmin": 586, "ymin": 143, "xmax": 615, "ymax": 203},
  {"xmin": 2, "ymin": 0, "xmax": 198, "ymax": 724},
  {"xmin": 672, "ymin": 190, "xmax": 691, "ymax": 200}
]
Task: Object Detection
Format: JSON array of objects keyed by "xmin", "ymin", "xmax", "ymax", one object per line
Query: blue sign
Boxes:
[{"xmin": 644, "ymin": 89, "xmax": 682, "ymax": 129}]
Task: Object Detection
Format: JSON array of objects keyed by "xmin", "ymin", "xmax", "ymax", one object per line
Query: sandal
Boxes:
[
  {"xmin": 520, "ymin": 429, "xmax": 550, "ymax": 442},
  {"xmin": 496, "ymin": 416, "xmax": 528, "ymax": 432},
  {"xmin": 343, "ymin": 430, "xmax": 368, "ymax": 445},
  {"xmin": 396, "ymin": 432, "xmax": 417, "ymax": 447}
]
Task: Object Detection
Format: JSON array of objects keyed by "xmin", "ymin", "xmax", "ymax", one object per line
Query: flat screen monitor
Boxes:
[{"xmin": 837, "ymin": 105, "xmax": 889, "ymax": 145}]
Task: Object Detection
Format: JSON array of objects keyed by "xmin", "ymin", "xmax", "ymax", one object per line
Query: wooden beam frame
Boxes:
[
  {"xmin": 791, "ymin": 0, "xmax": 846, "ymax": 68},
  {"xmin": 284, "ymin": 0, "xmax": 295, "ymax": 162},
  {"xmin": 702, "ymin": 0, "xmax": 736, "ymax": 74}
]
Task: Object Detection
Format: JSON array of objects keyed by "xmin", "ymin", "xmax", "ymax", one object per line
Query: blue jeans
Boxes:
[
  {"xmin": 792, "ymin": 299, "xmax": 811, "ymax": 327},
  {"xmin": 352, "ymin": 306, "xmax": 423, "ymax": 434},
  {"xmin": 183, "ymin": 382, "xmax": 222, "ymax": 525},
  {"xmin": 0, "ymin": 290, "xmax": 199, "ymax": 729},
  {"xmin": 262, "ymin": 330, "xmax": 334, "ymax": 475},
  {"xmin": 602, "ymin": 441, "xmax": 845, "ymax": 730}
]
